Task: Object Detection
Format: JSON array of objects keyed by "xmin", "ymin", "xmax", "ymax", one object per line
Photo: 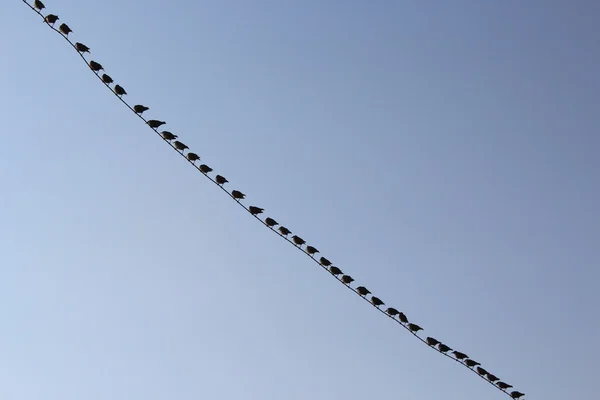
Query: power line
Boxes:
[{"xmin": 20, "ymin": 1, "xmax": 525, "ymax": 399}]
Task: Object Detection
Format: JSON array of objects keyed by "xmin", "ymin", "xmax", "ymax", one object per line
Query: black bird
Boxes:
[
  {"xmin": 34, "ymin": 0, "xmax": 45, "ymax": 11},
  {"xmin": 265, "ymin": 217, "xmax": 278, "ymax": 227},
  {"xmin": 187, "ymin": 153, "xmax": 200, "ymax": 162},
  {"xmin": 278, "ymin": 226, "xmax": 291, "ymax": 236},
  {"xmin": 89, "ymin": 61, "xmax": 103, "ymax": 71},
  {"xmin": 161, "ymin": 131, "xmax": 177, "ymax": 141},
  {"xmin": 426, "ymin": 337, "xmax": 440, "ymax": 346},
  {"xmin": 173, "ymin": 141, "xmax": 189, "ymax": 151},
  {"xmin": 341, "ymin": 275, "xmax": 354, "ymax": 284},
  {"xmin": 232, "ymin": 190, "xmax": 245, "ymax": 200},
  {"xmin": 329, "ymin": 266, "xmax": 343, "ymax": 276},
  {"xmin": 407, "ymin": 323, "xmax": 422, "ymax": 333},
  {"xmin": 59, "ymin": 23, "xmax": 72, "ymax": 36},
  {"xmin": 487, "ymin": 373, "xmax": 500, "ymax": 383},
  {"xmin": 464, "ymin": 359, "xmax": 480, "ymax": 368},
  {"xmin": 199, "ymin": 164, "xmax": 213, "ymax": 174},
  {"xmin": 75, "ymin": 42, "xmax": 90, "ymax": 53},
  {"xmin": 452, "ymin": 351, "xmax": 469, "ymax": 360},
  {"xmin": 398, "ymin": 312, "xmax": 409, "ymax": 324},
  {"xmin": 249, "ymin": 206, "xmax": 264, "ymax": 215},
  {"xmin": 306, "ymin": 246, "xmax": 319, "ymax": 255},
  {"xmin": 148, "ymin": 120, "xmax": 166, "ymax": 129},
  {"xmin": 44, "ymin": 14, "xmax": 59, "ymax": 25},
  {"xmin": 291, "ymin": 235, "xmax": 305, "ymax": 246},
  {"xmin": 215, "ymin": 175, "xmax": 228, "ymax": 185},
  {"xmin": 319, "ymin": 257, "xmax": 332, "ymax": 267},
  {"xmin": 371, "ymin": 296, "xmax": 384, "ymax": 307},
  {"xmin": 510, "ymin": 391, "xmax": 525, "ymax": 399},
  {"xmin": 476, "ymin": 367, "xmax": 488, "ymax": 376},
  {"xmin": 385, "ymin": 307, "xmax": 400, "ymax": 316},
  {"xmin": 101, "ymin": 74, "xmax": 113, "ymax": 84},
  {"xmin": 356, "ymin": 286, "xmax": 371, "ymax": 296},
  {"xmin": 133, "ymin": 105, "xmax": 149, "ymax": 114},
  {"xmin": 497, "ymin": 382, "xmax": 513, "ymax": 390},
  {"xmin": 438, "ymin": 344, "xmax": 452, "ymax": 353},
  {"xmin": 114, "ymin": 85, "xmax": 127, "ymax": 96}
]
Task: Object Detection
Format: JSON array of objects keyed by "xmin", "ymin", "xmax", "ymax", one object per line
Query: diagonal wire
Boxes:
[{"xmin": 20, "ymin": 1, "xmax": 525, "ymax": 399}]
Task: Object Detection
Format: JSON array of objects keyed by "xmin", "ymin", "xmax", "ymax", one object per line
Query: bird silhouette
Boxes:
[
  {"xmin": 101, "ymin": 74, "xmax": 113, "ymax": 84},
  {"xmin": 371, "ymin": 296, "xmax": 384, "ymax": 307},
  {"xmin": 306, "ymin": 246, "xmax": 319, "ymax": 255},
  {"xmin": 215, "ymin": 175, "xmax": 228, "ymax": 185},
  {"xmin": 147, "ymin": 120, "xmax": 166, "ymax": 129},
  {"xmin": 398, "ymin": 312, "xmax": 408, "ymax": 324},
  {"xmin": 329, "ymin": 266, "xmax": 343, "ymax": 276},
  {"xmin": 386, "ymin": 307, "xmax": 399, "ymax": 316},
  {"xmin": 476, "ymin": 367, "xmax": 488, "ymax": 376},
  {"xmin": 291, "ymin": 235, "xmax": 305, "ymax": 246},
  {"xmin": 464, "ymin": 359, "xmax": 480, "ymax": 368},
  {"xmin": 173, "ymin": 141, "xmax": 188, "ymax": 151},
  {"xmin": 487, "ymin": 373, "xmax": 500, "ymax": 383},
  {"xmin": 89, "ymin": 61, "xmax": 103, "ymax": 71},
  {"xmin": 34, "ymin": 0, "xmax": 45, "ymax": 11},
  {"xmin": 407, "ymin": 323, "xmax": 422, "ymax": 333},
  {"xmin": 232, "ymin": 190, "xmax": 245, "ymax": 200},
  {"xmin": 452, "ymin": 351, "xmax": 468, "ymax": 360},
  {"xmin": 510, "ymin": 391, "xmax": 525, "ymax": 399},
  {"xmin": 59, "ymin": 23, "xmax": 72, "ymax": 36},
  {"xmin": 199, "ymin": 164, "xmax": 213, "ymax": 174},
  {"xmin": 133, "ymin": 105, "xmax": 149, "ymax": 114},
  {"xmin": 114, "ymin": 85, "xmax": 127, "ymax": 96},
  {"xmin": 426, "ymin": 337, "xmax": 440, "ymax": 346},
  {"xmin": 249, "ymin": 206, "xmax": 264, "ymax": 215},
  {"xmin": 75, "ymin": 42, "xmax": 90, "ymax": 53},
  {"xmin": 44, "ymin": 14, "xmax": 59, "ymax": 25},
  {"xmin": 438, "ymin": 344, "xmax": 452, "ymax": 353},
  {"xmin": 264, "ymin": 217, "xmax": 278, "ymax": 227},
  {"xmin": 497, "ymin": 382, "xmax": 512, "ymax": 390},
  {"xmin": 341, "ymin": 275, "xmax": 354, "ymax": 284},
  {"xmin": 278, "ymin": 226, "xmax": 291, "ymax": 236},
  {"xmin": 319, "ymin": 257, "xmax": 332, "ymax": 267},
  {"xmin": 356, "ymin": 286, "xmax": 371, "ymax": 296},
  {"xmin": 161, "ymin": 131, "xmax": 177, "ymax": 141},
  {"xmin": 186, "ymin": 153, "xmax": 200, "ymax": 162}
]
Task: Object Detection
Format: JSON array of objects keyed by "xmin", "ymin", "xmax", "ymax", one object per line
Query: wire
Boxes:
[{"xmin": 21, "ymin": 1, "xmax": 525, "ymax": 399}]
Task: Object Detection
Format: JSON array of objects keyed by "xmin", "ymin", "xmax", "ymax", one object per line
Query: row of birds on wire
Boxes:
[{"xmin": 24, "ymin": 1, "xmax": 525, "ymax": 399}]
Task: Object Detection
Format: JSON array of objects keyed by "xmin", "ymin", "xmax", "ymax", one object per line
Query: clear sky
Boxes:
[{"xmin": 2, "ymin": 0, "xmax": 599, "ymax": 399}]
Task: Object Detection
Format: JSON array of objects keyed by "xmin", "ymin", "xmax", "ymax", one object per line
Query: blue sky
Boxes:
[{"xmin": 2, "ymin": 0, "xmax": 599, "ymax": 399}]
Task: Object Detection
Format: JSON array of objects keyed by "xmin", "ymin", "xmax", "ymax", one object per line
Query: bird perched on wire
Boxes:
[
  {"xmin": 232, "ymin": 190, "xmax": 245, "ymax": 200},
  {"xmin": 426, "ymin": 337, "xmax": 440, "ymax": 346},
  {"xmin": 265, "ymin": 217, "xmax": 278, "ymax": 227},
  {"xmin": 114, "ymin": 85, "xmax": 127, "ymax": 96},
  {"xmin": 249, "ymin": 206, "xmax": 264, "ymax": 215},
  {"xmin": 407, "ymin": 323, "xmax": 422, "ymax": 333},
  {"xmin": 34, "ymin": 0, "xmax": 45, "ymax": 11},
  {"xmin": 438, "ymin": 343, "xmax": 452, "ymax": 353},
  {"xmin": 319, "ymin": 257, "xmax": 332, "ymax": 267},
  {"xmin": 75, "ymin": 42, "xmax": 90, "ymax": 54},
  {"xmin": 497, "ymin": 382, "xmax": 512, "ymax": 390},
  {"xmin": 173, "ymin": 141, "xmax": 188, "ymax": 151},
  {"xmin": 476, "ymin": 367, "xmax": 488, "ymax": 376},
  {"xmin": 215, "ymin": 175, "xmax": 228, "ymax": 186},
  {"xmin": 371, "ymin": 296, "xmax": 384, "ymax": 307},
  {"xmin": 356, "ymin": 286, "xmax": 371, "ymax": 296},
  {"xmin": 510, "ymin": 391, "xmax": 525, "ymax": 399},
  {"xmin": 341, "ymin": 275, "xmax": 354, "ymax": 284},
  {"xmin": 147, "ymin": 120, "xmax": 166, "ymax": 129},
  {"xmin": 133, "ymin": 105, "xmax": 149, "ymax": 114},
  {"xmin": 44, "ymin": 14, "xmax": 59, "ymax": 25},
  {"xmin": 385, "ymin": 307, "xmax": 399, "ymax": 317},
  {"xmin": 187, "ymin": 153, "xmax": 200, "ymax": 163},
  {"xmin": 161, "ymin": 131, "xmax": 177, "ymax": 141},
  {"xmin": 398, "ymin": 312, "xmax": 408, "ymax": 324},
  {"xmin": 89, "ymin": 61, "xmax": 104, "ymax": 72},
  {"xmin": 59, "ymin": 23, "xmax": 72, "ymax": 36},
  {"xmin": 464, "ymin": 359, "xmax": 480, "ymax": 368},
  {"xmin": 278, "ymin": 226, "xmax": 291, "ymax": 236},
  {"xmin": 199, "ymin": 164, "xmax": 213, "ymax": 174},
  {"xmin": 452, "ymin": 351, "xmax": 468, "ymax": 360},
  {"xmin": 291, "ymin": 235, "xmax": 305, "ymax": 246},
  {"xmin": 487, "ymin": 373, "xmax": 500, "ymax": 383},
  {"xmin": 329, "ymin": 266, "xmax": 343, "ymax": 276},
  {"xmin": 101, "ymin": 74, "xmax": 113, "ymax": 84},
  {"xmin": 306, "ymin": 246, "xmax": 319, "ymax": 255}
]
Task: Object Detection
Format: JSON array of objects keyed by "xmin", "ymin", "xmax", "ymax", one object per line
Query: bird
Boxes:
[
  {"xmin": 329, "ymin": 266, "xmax": 343, "ymax": 276},
  {"xmin": 34, "ymin": 0, "xmax": 45, "ymax": 11},
  {"xmin": 464, "ymin": 359, "xmax": 480, "ymax": 368},
  {"xmin": 89, "ymin": 61, "xmax": 103, "ymax": 71},
  {"xmin": 114, "ymin": 85, "xmax": 127, "ymax": 96},
  {"xmin": 426, "ymin": 337, "xmax": 440, "ymax": 346},
  {"xmin": 319, "ymin": 257, "xmax": 332, "ymax": 267},
  {"xmin": 265, "ymin": 217, "xmax": 278, "ymax": 227},
  {"xmin": 341, "ymin": 275, "xmax": 354, "ymax": 284},
  {"xmin": 438, "ymin": 344, "xmax": 452, "ymax": 353},
  {"xmin": 398, "ymin": 312, "xmax": 408, "ymax": 323},
  {"xmin": 278, "ymin": 226, "xmax": 291, "ymax": 236},
  {"xmin": 407, "ymin": 323, "xmax": 422, "ymax": 333},
  {"xmin": 101, "ymin": 74, "xmax": 113, "ymax": 84},
  {"xmin": 249, "ymin": 206, "xmax": 264, "ymax": 215},
  {"xmin": 306, "ymin": 246, "xmax": 319, "ymax": 255},
  {"xmin": 199, "ymin": 164, "xmax": 213, "ymax": 174},
  {"xmin": 476, "ymin": 367, "xmax": 488, "ymax": 376},
  {"xmin": 186, "ymin": 153, "xmax": 200, "ymax": 162},
  {"xmin": 215, "ymin": 175, "xmax": 228, "ymax": 185},
  {"xmin": 59, "ymin": 23, "xmax": 72, "ymax": 36},
  {"xmin": 161, "ymin": 131, "xmax": 177, "ymax": 141},
  {"xmin": 44, "ymin": 14, "xmax": 59, "ymax": 25},
  {"xmin": 510, "ymin": 391, "xmax": 525, "ymax": 399},
  {"xmin": 173, "ymin": 141, "xmax": 189, "ymax": 151},
  {"xmin": 75, "ymin": 42, "xmax": 90, "ymax": 53},
  {"xmin": 497, "ymin": 382, "xmax": 513, "ymax": 390},
  {"xmin": 371, "ymin": 296, "xmax": 384, "ymax": 307},
  {"xmin": 232, "ymin": 190, "xmax": 245, "ymax": 200},
  {"xmin": 487, "ymin": 373, "xmax": 500, "ymax": 383},
  {"xmin": 386, "ymin": 307, "xmax": 399, "ymax": 316},
  {"xmin": 356, "ymin": 286, "xmax": 371, "ymax": 296},
  {"xmin": 291, "ymin": 235, "xmax": 305, "ymax": 246},
  {"xmin": 452, "ymin": 351, "xmax": 469, "ymax": 360},
  {"xmin": 147, "ymin": 120, "xmax": 166, "ymax": 129},
  {"xmin": 133, "ymin": 105, "xmax": 149, "ymax": 114}
]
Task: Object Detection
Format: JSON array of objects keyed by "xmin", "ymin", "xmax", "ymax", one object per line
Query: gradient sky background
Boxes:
[{"xmin": 2, "ymin": 0, "xmax": 599, "ymax": 399}]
